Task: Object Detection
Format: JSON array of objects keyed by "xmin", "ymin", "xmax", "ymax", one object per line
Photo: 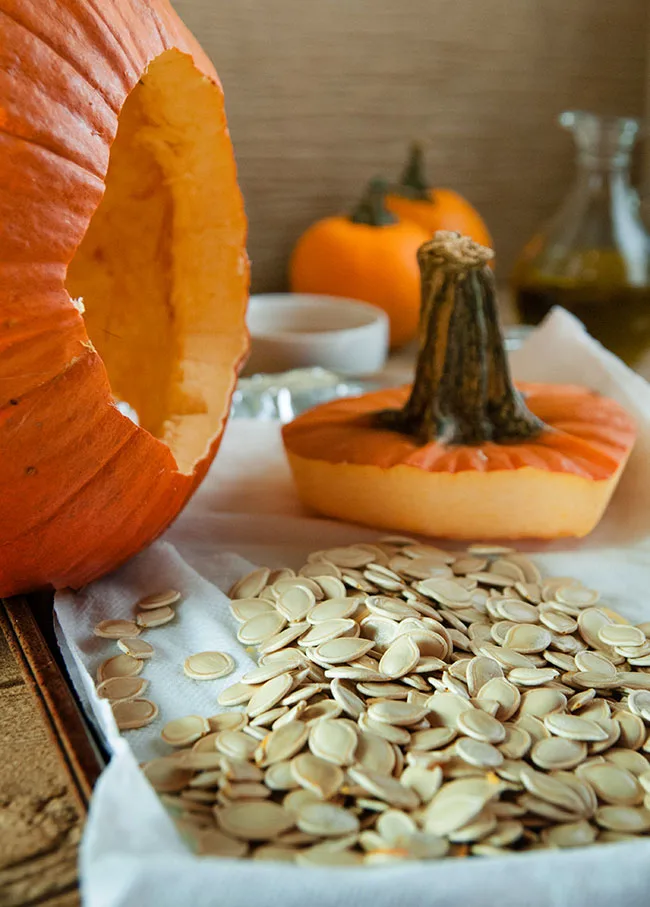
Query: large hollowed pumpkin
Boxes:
[
  {"xmin": 0, "ymin": 0, "xmax": 249, "ymax": 596},
  {"xmin": 283, "ymin": 233, "xmax": 636, "ymax": 539}
]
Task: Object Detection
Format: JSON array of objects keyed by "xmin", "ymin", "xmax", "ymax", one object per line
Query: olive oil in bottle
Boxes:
[{"xmin": 512, "ymin": 111, "xmax": 650, "ymax": 369}]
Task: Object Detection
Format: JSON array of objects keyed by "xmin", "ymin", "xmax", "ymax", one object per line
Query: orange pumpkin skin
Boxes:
[
  {"xmin": 283, "ymin": 384, "xmax": 637, "ymax": 539},
  {"xmin": 289, "ymin": 216, "xmax": 430, "ymax": 349},
  {"xmin": 0, "ymin": 0, "xmax": 249, "ymax": 596},
  {"xmin": 386, "ymin": 189, "xmax": 492, "ymax": 250}
]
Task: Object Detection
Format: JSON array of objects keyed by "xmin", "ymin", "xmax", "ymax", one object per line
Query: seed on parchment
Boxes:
[
  {"xmin": 308, "ymin": 598, "xmax": 360, "ymax": 624},
  {"xmin": 237, "ymin": 611, "xmax": 286, "ymax": 646},
  {"xmin": 423, "ymin": 777, "xmax": 501, "ymax": 837},
  {"xmin": 206, "ymin": 713, "xmax": 247, "ymax": 734},
  {"xmin": 216, "ymin": 730, "xmax": 258, "ymax": 761},
  {"xmin": 455, "ymin": 738, "xmax": 503, "ymax": 768},
  {"xmin": 530, "ymin": 737, "xmax": 587, "ymax": 771},
  {"xmin": 195, "ymin": 829, "xmax": 249, "ymax": 858},
  {"xmin": 348, "ymin": 767, "xmax": 419, "ymax": 811},
  {"xmin": 217, "ymin": 800, "xmax": 294, "ymax": 840},
  {"xmin": 229, "ymin": 568, "xmax": 271, "ymax": 601},
  {"xmin": 217, "ymin": 683, "xmax": 255, "ymax": 707},
  {"xmin": 136, "ymin": 606, "xmax": 175, "ymax": 628},
  {"xmin": 291, "ymin": 752, "xmax": 344, "ymax": 800},
  {"xmin": 97, "ymin": 654, "xmax": 143, "ymax": 683},
  {"xmin": 296, "ymin": 801, "xmax": 360, "ymax": 837},
  {"xmin": 367, "ymin": 700, "xmax": 428, "ymax": 728},
  {"xmin": 184, "ymin": 651, "xmax": 235, "ymax": 681},
  {"xmin": 315, "ymin": 637, "xmax": 374, "ymax": 665},
  {"xmin": 112, "ymin": 698, "xmax": 158, "ymax": 730},
  {"xmin": 229, "ymin": 598, "xmax": 275, "ymax": 622},
  {"xmin": 96, "ymin": 675, "xmax": 148, "ymax": 702},
  {"xmin": 246, "ymin": 673, "xmax": 294, "ymax": 718},
  {"xmin": 598, "ymin": 624, "xmax": 646, "ymax": 648},
  {"xmin": 308, "ymin": 719, "xmax": 357, "ymax": 766},
  {"xmin": 138, "ymin": 589, "xmax": 182, "ymax": 610},
  {"xmin": 94, "ymin": 619, "xmax": 141, "ymax": 639},
  {"xmin": 594, "ymin": 805, "xmax": 650, "ymax": 832},
  {"xmin": 541, "ymin": 820, "xmax": 597, "ymax": 848},
  {"xmin": 456, "ymin": 709, "xmax": 506, "ymax": 744},
  {"xmin": 508, "ymin": 667, "xmax": 559, "ymax": 687},
  {"xmin": 117, "ymin": 637, "xmax": 154, "ymax": 659},
  {"xmin": 577, "ymin": 762, "xmax": 643, "ymax": 806},
  {"xmin": 161, "ymin": 715, "xmax": 210, "ymax": 747},
  {"xmin": 143, "ymin": 757, "xmax": 194, "ymax": 793},
  {"xmin": 544, "ymin": 712, "xmax": 609, "ymax": 742}
]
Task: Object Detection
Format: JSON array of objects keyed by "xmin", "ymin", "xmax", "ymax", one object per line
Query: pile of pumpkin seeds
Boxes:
[{"xmin": 136, "ymin": 539, "xmax": 650, "ymax": 864}]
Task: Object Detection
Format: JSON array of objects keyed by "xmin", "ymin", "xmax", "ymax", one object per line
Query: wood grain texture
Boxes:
[
  {"xmin": 0, "ymin": 681, "xmax": 81, "ymax": 906},
  {"xmin": 172, "ymin": 0, "xmax": 647, "ymax": 291},
  {"xmin": 0, "ymin": 601, "xmax": 93, "ymax": 906}
]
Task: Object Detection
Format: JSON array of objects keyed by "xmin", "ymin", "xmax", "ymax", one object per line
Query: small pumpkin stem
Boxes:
[
  {"xmin": 397, "ymin": 141, "xmax": 431, "ymax": 201},
  {"xmin": 374, "ymin": 231, "xmax": 545, "ymax": 445},
  {"xmin": 349, "ymin": 178, "xmax": 398, "ymax": 227}
]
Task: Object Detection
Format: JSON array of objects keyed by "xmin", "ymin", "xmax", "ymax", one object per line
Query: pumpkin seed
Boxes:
[
  {"xmin": 309, "ymin": 718, "xmax": 357, "ymax": 765},
  {"xmin": 111, "ymin": 698, "xmax": 158, "ymax": 730},
  {"xmin": 367, "ymin": 700, "xmax": 428, "ymax": 728},
  {"xmin": 296, "ymin": 801, "xmax": 360, "ymax": 837},
  {"xmin": 184, "ymin": 651, "xmax": 235, "ymax": 681},
  {"xmin": 217, "ymin": 683, "xmax": 255, "ymax": 707},
  {"xmin": 116, "ymin": 637, "xmax": 154, "ymax": 659},
  {"xmin": 229, "ymin": 598, "xmax": 275, "ymax": 622},
  {"xmin": 237, "ymin": 612, "xmax": 286, "ymax": 645},
  {"xmin": 348, "ymin": 767, "xmax": 419, "ymax": 810},
  {"xmin": 455, "ymin": 738, "xmax": 503, "ymax": 768},
  {"xmin": 143, "ymin": 757, "xmax": 193, "ymax": 792},
  {"xmin": 246, "ymin": 673, "xmax": 294, "ymax": 718},
  {"xmin": 291, "ymin": 753, "xmax": 344, "ymax": 799},
  {"xmin": 456, "ymin": 709, "xmax": 506, "ymax": 744},
  {"xmin": 96, "ymin": 676, "xmax": 148, "ymax": 702},
  {"xmin": 97, "ymin": 654, "xmax": 143, "ymax": 683},
  {"xmin": 544, "ymin": 712, "xmax": 610, "ymax": 742},
  {"xmin": 217, "ymin": 800, "xmax": 293, "ymax": 839},
  {"xmin": 94, "ymin": 619, "xmax": 141, "ymax": 639},
  {"xmin": 531, "ymin": 737, "xmax": 587, "ymax": 770},
  {"xmin": 378, "ymin": 635, "xmax": 420, "ymax": 679},
  {"xmin": 230, "ymin": 568, "xmax": 271, "ymax": 600},
  {"xmin": 138, "ymin": 589, "xmax": 181, "ymax": 609}
]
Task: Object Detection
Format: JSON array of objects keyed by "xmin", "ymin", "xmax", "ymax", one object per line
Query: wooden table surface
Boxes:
[{"xmin": 0, "ymin": 620, "xmax": 82, "ymax": 906}]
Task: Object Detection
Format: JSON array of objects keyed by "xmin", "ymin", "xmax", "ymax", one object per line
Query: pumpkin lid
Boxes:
[{"xmin": 283, "ymin": 231, "xmax": 636, "ymax": 481}]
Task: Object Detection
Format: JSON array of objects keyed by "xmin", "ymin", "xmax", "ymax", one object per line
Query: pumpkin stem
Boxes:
[
  {"xmin": 373, "ymin": 231, "xmax": 545, "ymax": 445},
  {"xmin": 349, "ymin": 178, "xmax": 398, "ymax": 227},
  {"xmin": 397, "ymin": 141, "xmax": 431, "ymax": 201}
]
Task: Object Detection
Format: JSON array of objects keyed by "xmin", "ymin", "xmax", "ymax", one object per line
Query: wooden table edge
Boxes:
[{"xmin": 0, "ymin": 596, "xmax": 104, "ymax": 812}]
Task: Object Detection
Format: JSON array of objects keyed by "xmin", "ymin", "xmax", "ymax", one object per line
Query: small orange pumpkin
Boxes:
[
  {"xmin": 289, "ymin": 179, "xmax": 430, "ymax": 349},
  {"xmin": 283, "ymin": 232, "xmax": 636, "ymax": 540},
  {"xmin": 386, "ymin": 143, "xmax": 492, "ymax": 249}
]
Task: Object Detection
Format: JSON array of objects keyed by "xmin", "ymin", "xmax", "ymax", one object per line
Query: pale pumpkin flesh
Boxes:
[{"xmin": 66, "ymin": 49, "xmax": 247, "ymax": 476}]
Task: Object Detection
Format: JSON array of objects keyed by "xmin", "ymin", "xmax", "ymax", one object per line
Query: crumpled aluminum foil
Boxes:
[
  {"xmin": 231, "ymin": 327, "xmax": 530, "ymax": 423},
  {"xmin": 231, "ymin": 368, "xmax": 375, "ymax": 422}
]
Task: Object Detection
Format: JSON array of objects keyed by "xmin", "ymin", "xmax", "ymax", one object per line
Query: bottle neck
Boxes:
[{"xmin": 573, "ymin": 154, "xmax": 633, "ymax": 196}]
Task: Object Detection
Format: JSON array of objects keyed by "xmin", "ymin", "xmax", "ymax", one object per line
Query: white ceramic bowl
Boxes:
[{"xmin": 243, "ymin": 293, "xmax": 390, "ymax": 376}]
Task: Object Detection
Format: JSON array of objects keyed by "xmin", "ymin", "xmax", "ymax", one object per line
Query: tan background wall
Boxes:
[{"xmin": 172, "ymin": 0, "xmax": 648, "ymax": 292}]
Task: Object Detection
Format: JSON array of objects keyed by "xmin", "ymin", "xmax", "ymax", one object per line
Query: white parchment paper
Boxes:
[{"xmin": 55, "ymin": 309, "xmax": 650, "ymax": 907}]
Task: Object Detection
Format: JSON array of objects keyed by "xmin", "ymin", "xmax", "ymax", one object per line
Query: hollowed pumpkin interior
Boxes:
[{"xmin": 65, "ymin": 49, "xmax": 247, "ymax": 475}]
